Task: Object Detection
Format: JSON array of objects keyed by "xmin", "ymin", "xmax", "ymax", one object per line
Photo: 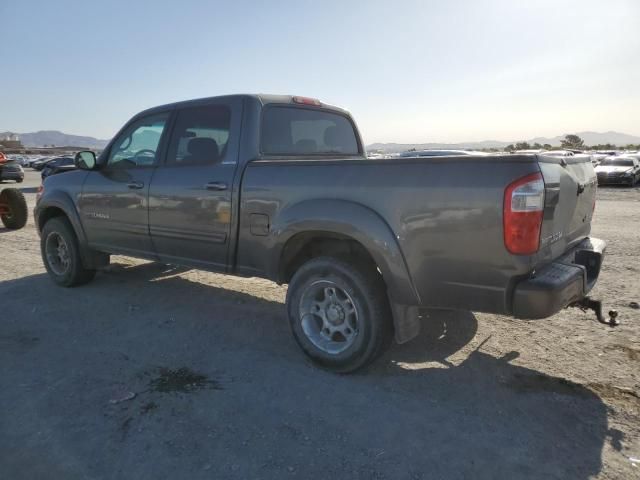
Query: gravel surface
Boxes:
[{"xmin": 1, "ymin": 171, "xmax": 639, "ymax": 479}]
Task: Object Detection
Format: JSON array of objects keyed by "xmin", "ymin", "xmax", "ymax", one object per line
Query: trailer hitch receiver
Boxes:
[{"xmin": 571, "ymin": 297, "xmax": 619, "ymax": 327}]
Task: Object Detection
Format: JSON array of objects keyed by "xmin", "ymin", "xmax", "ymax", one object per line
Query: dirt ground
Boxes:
[{"xmin": 1, "ymin": 171, "xmax": 639, "ymax": 479}]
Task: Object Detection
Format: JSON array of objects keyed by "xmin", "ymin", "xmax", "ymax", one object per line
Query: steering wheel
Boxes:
[{"xmin": 132, "ymin": 149, "xmax": 156, "ymax": 165}]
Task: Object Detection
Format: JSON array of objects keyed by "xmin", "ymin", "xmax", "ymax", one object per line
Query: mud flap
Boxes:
[{"xmin": 391, "ymin": 304, "xmax": 422, "ymax": 344}]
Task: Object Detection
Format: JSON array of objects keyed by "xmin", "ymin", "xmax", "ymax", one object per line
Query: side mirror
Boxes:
[{"xmin": 75, "ymin": 151, "xmax": 97, "ymax": 170}]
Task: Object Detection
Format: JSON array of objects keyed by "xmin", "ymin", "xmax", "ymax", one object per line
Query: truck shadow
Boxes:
[
  {"xmin": 371, "ymin": 310, "xmax": 615, "ymax": 478},
  {"xmin": 0, "ymin": 263, "xmax": 613, "ymax": 479}
]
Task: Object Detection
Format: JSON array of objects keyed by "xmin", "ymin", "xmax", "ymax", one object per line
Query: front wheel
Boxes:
[
  {"xmin": 41, "ymin": 217, "xmax": 96, "ymax": 287},
  {"xmin": 286, "ymin": 256, "xmax": 393, "ymax": 373}
]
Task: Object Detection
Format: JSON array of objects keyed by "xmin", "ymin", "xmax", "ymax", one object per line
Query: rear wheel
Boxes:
[
  {"xmin": 41, "ymin": 217, "xmax": 96, "ymax": 287},
  {"xmin": 0, "ymin": 188, "xmax": 28, "ymax": 230},
  {"xmin": 286, "ymin": 256, "xmax": 393, "ymax": 373}
]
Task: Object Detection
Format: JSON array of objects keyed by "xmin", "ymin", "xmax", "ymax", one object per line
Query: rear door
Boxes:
[
  {"xmin": 148, "ymin": 99, "xmax": 242, "ymax": 270},
  {"xmin": 537, "ymin": 154, "xmax": 597, "ymax": 260},
  {"xmin": 80, "ymin": 112, "xmax": 170, "ymax": 256}
]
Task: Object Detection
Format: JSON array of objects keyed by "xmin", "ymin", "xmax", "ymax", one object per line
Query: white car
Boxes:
[
  {"xmin": 595, "ymin": 156, "xmax": 640, "ymax": 186},
  {"xmin": 544, "ymin": 150, "xmax": 574, "ymax": 157}
]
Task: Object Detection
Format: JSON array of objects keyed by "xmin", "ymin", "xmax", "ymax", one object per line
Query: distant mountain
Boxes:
[
  {"xmin": 0, "ymin": 130, "xmax": 110, "ymax": 149},
  {"xmin": 367, "ymin": 131, "xmax": 640, "ymax": 153},
  {"xmin": 528, "ymin": 131, "xmax": 640, "ymax": 147}
]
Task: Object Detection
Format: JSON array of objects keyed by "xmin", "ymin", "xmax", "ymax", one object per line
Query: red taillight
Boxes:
[
  {"xmin": 503, "ymin": 172, "xmax": 545, "ymax": 255},
  {"xmin": 36, "ymin": 184, "xmax": 44, "ymax": 202},
  {"xmin": 292, "ymin": 96, "xmax": 322, "ymax": 106}
]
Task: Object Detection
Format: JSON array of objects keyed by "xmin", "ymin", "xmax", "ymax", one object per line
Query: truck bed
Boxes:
[{"xmin": 237, "ymin": 153, "xmax": 597, "ymax": 315}]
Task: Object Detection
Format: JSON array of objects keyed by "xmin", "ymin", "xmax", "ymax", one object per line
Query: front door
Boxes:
[
  {"xmin": 148, "ymin": 101, "xmax": 241, "ymax": 270},
  {"xmin": 80, "ymin": 112, "xmax": 170, "ymax": 256}
]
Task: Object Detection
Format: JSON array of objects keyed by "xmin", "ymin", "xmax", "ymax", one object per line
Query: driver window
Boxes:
[{"xmin": 107, "ymin": 113, "xmax": 169, "ymax": 168}]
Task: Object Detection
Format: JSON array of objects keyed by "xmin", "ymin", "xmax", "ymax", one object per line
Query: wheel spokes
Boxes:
[
  {"xmin": 46, "ymin": 233, "xmax": 70, "ymax": 275},
  {"xmin": 299, "ymin": 281, "xmax": 360, "ymax": 355}
]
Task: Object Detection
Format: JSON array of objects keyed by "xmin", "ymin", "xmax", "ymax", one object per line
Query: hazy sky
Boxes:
[{"xmin": 1, "ymin": 0, "xmax": 638, "ymax": 143}]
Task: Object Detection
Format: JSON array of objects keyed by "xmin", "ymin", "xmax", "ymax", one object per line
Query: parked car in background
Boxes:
[
  {"xmin": 26, "ymin": 157, "xmax": 46, "ymax": 168},
  {"xmin": 595, "ymin": 156, "xmax": 640, "ymax": 186},
  {"xmin": 29, "ymin": 157, "xmax": 49, "ymax": 169},
  {"xmin": 399, "ymin": 149, "xmax": 486, "ymax": 157},
  {"xmin": 514, "ymin": 149, "xmax": 547, "ymax": 154},
  {"xmin": 41, "ymin": 157, "xmax": 76, "ymax": 180},
  {"xmin": 544, "ymin": 150, "xmax": 574, "ymax": 157},
  {"xmin": 32, "ymin": 157, "xmax": 61, "ymax": 171},
  {"xmin": 0, "ymin": 160, "xmax": 25, "ymax": 183},
  {"xmin": 17, "ymin": 156, "xmax": 34, "ymax": 167}
]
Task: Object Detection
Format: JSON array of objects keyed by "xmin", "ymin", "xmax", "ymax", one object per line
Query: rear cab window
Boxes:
[{"xmin": 261, "ymin": 106, "xmax": 360, "ymax": 156}]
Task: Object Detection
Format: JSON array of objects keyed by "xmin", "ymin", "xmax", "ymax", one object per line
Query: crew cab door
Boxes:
[
  {"xmin": 80, "ymin": 112, "xmax": 170, "ymax": 256},
  {"xmin": 148, "ymin": 99, "xmax": 242, "ymax": 270}
]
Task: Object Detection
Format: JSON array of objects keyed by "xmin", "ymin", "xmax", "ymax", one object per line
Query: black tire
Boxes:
[
  {"xmin": 0, "ymin": 188, "xmax": 28, "ymax": 230},
  {"xmin": 40, "ymin": 217, "xmax": 96, "ymax": 287},
  {"xmin": 16, "ymin": 178, "xmax": 23, "ymax": 183},
  {"xmin": 286, "ymin": 256, "xmax": 393, "ymax": 373}
]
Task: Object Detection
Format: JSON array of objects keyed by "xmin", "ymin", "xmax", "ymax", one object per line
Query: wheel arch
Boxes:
[
  {"xmin": 36, "ymin": 192, "xmax": 87, "ymax": 244},
  {"xmin": 35, "ymin": 192, "xmax": 101, "ymax": 267},
  {"xmin": 271, "ymin": 199, "xmax": 420, "ymax": 308}
]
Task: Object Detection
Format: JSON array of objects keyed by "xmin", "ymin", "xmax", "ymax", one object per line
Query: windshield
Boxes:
[{"xmin": 599, "ymin": 158, "xmax": 634, "ymax": 167}]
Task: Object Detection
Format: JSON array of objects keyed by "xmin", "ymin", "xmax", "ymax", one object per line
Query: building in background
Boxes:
[{"xmin": 0, "ymin": 133, "xmax": 24, "ymax": 150}]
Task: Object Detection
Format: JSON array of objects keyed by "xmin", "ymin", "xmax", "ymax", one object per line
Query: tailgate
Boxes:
[{"xmin": 536, "ymin": 154, "xmax": 597, "ymax": 262}]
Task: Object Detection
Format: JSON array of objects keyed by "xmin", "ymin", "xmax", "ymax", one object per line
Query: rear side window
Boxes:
[
  {"xmin": 261, "ymin": 107, "xmax": 359, "ymax": 156},
  {"xmin": 166, "ymin": 105, "xmax": 231, "ymax": 166}
]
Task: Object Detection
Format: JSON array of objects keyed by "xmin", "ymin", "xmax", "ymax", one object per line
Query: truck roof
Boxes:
[{"xmin": 133, "ymin": 94, "xmax": 350, "ymax": 119}]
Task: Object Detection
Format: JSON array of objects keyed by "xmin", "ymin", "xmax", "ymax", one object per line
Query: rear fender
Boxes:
[{"xmin": 269, "ymin": 199, "xmax": 422, "ymax": 343}]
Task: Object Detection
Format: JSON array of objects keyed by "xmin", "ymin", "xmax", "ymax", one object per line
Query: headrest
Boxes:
[
  {"xmin": 324, "ymin": 126, "xmax": 343, "ymax": 147},
  {"xmin": 295, "ymin": 139, "xmax": 318, "ymax": 153},
  {"xmin": 188, "ymin": 137, "xmax": 219, "ymax": 160}
]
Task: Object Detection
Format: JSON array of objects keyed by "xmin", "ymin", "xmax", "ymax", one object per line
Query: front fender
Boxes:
[
  {"xmin": 269, "ymin": 199, "xmax": 420, "ymax": 307},
  {"xmin": 35, "ymin": 190, "xmax": 87, "ymax": 248}
]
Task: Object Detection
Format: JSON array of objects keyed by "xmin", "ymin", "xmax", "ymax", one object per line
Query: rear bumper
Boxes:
[
  {"xmin": 512, "ymin": 237, "xmax": 606, "ymax": 319},
  {"xmin": 1, "ymin": 171, "xmax": 24, "ymax": 181}
]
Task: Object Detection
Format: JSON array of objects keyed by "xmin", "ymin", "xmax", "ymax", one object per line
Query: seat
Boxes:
[
  {"xmin": 183, "ymin": 137, "xmax": 220, "ymax": 164},
  {"xmin": 295, "ymin": 139, "xmax": 318, "ymax": 153},
  {"xmin": 324, "ymin": 126, "xmax": 348, "ymax": 151}
]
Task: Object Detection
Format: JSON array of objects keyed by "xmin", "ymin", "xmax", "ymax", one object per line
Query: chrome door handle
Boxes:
[
  {"xmin": 127, "ymin": 181, "xmax": 144, "ymax": 189},
  {"xmin": 206, "ymin": 182, "xmax": 228, "ymax": 191}
]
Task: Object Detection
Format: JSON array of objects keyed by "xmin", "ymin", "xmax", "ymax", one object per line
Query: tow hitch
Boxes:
[{"xmin": 571, "ymin": 297, "xmax": 619, "ymax": 327}]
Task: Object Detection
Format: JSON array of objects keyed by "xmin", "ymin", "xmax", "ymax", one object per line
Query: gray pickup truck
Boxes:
[{"xmin": 35, "ymin": 94, "xmax": 608, "ymax": 372}]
